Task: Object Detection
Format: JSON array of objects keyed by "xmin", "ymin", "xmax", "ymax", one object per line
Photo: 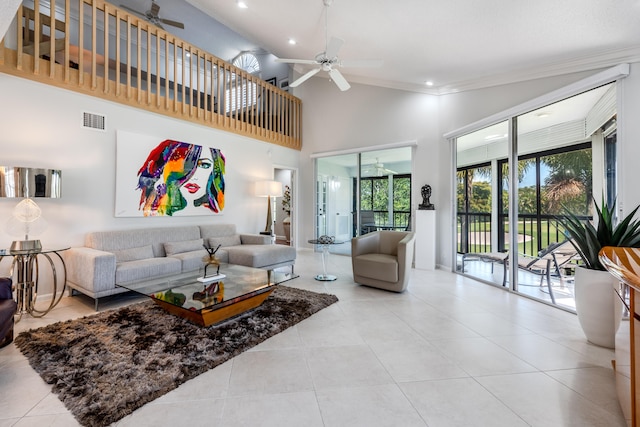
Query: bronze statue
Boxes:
[
  {"xmin": 419, "ymin": 184, "xmax": 435, "ymax": 210},
  {"xmin": 203, "ymin": 244, "xmax": 222, "ymax": 277}
]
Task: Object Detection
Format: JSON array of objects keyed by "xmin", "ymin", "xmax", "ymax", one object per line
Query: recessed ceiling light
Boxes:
[
  {"xmin": 425, "ymin": 81, "xmax": 434, "ymax": 86},
  {"xmin": 237, "ymin": 1, "xmax": 248, "ymax": 9},
  {"xmin": 288, "ymin": 38, "xmax": 296, "ymax": 45}
]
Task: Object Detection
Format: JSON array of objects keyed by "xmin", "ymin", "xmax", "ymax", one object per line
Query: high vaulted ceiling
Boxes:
[{"xmin": 183, "ymin": 0, "xmax": 640, "ymax": 94}]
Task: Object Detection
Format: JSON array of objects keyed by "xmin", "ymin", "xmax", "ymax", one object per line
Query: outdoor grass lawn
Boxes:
[{"xmin": 458, "ymin": 218, "xmax": 566, "ymax": 256}]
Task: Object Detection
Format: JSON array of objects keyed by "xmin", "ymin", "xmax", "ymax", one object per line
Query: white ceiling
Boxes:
[{"xmin": 182, "ymin": 0, "xmax": 640, "ymax": 94}]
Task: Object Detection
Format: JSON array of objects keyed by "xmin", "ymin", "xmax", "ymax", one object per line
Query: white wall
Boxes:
[
  {"xmin": 0, "ymin": 0, "xmax": 20, "ymax": 43},
  {"xmin": 618, "ymin": 62, "xmax": 640, "ymax": 218},
  {"xmin": 0, "ymin": 73, "xmax": 299, "ymax": 281}
]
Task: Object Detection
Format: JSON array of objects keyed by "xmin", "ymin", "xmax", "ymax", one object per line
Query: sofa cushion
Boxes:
[
  {"xmin": 170, "ymin": 249, "xmax": 208, "ymax": 272},
  {"xmin": 86, "ymin": 226, "xmax": 201, "ymax": 257},
  {"xmin": 353, "ymin": 253, "xmax": 398, "ymax": 283},
  {"xmin": 164, "ymin": 239, "xmax": 204, "ymax": 256},
  {"xmin": 116, "ymin": 258, "xmax": 181, "ymax": 284},
  {"xmin": 214, "ymin": 249, "xmax": 229, "ymax": 264},
  {"xmin": 199, "ymin": 224, "xmax": 237, "ymax": 239},
  {"xmin": 113, "ymin": 245, "xmax": 154, "ymax": 263},
  {"xmin": 226, "ymin": 245, "xmax": 296, "ymax": 268},
  {"xmin": 209, "ymin": 235, "xmax": 241, "ymax": 248}
]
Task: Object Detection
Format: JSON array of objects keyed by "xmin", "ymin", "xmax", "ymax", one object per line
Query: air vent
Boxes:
[{"xmin": 82, "ymin": 111, "xmax": 106, "ymax": 131}]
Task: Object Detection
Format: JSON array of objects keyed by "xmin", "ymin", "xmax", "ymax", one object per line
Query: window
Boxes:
[
  {"xmin": 232, "ymin": 52, "xmax": 260, "ymax": 74},
  {"xmin": 225, "ymin": 76, "xmax": 257, "ymax": 113},
  {"xmin": 360, "ymin": 174, "xmax": 411, "ymax": 227}
]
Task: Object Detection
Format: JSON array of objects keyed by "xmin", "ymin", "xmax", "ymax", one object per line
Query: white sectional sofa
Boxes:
[{"xmin": 63, "ymin": 224, "xmax": 296, "ymax": 309}]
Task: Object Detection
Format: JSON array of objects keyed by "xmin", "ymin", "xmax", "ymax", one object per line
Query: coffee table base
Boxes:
[
  {"xmin": 154, "ymin": 287, "xmax": 275, "ymax": 326},
  {"xmin": 315, "ymin": 274, "xmax": 337, "ymax": 281}
]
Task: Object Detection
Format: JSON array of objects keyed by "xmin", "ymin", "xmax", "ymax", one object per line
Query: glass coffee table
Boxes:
[{"xmin": 117, "ymin": 264, "xmax": 297, "ymax": 327}]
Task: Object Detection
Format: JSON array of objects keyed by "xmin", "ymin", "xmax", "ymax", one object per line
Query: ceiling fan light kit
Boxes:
[{"xmin": 275, "ymin": 0, "xmax": 382, "ymax": 91}]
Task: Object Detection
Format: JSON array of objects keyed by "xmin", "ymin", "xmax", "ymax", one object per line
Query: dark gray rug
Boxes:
[{"xmin": 14, "ymin": 285, "xmax": 338, "ymax": 427}]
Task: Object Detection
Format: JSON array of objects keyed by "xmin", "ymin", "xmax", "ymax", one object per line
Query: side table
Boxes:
[
  {"xmin": 0, "ymin": 247, "xmax": 69, "ymax": 320},
  {"xmin": 308, "ymin": 238, "xmax": 345, "ymax": 281}
]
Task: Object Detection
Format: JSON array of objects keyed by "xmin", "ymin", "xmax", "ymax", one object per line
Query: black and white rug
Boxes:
[{"xmin": 15, "ymin": 285, "xmax": 338, "ymax": 427}]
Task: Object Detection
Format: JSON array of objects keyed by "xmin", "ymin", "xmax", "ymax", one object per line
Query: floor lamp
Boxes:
[{"xmin": 255, "ymin": 180, "xmax": 283, "ymax": 236}]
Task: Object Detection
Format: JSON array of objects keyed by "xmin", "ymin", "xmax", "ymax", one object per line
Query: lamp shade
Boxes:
[
  {"xmin": 254, "ymin": 180, "xmax": 283, "ymax": 198},
  {"xmin": 0, "ymin": 166, "xmax": 62, "ymax": 198}
]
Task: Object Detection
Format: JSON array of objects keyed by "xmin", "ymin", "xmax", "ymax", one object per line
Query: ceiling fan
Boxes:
[
  {"xmin": 275, "ymin": 0, "xmax": 382, "ymax": 91},
  {"xmin": 119, "ymin": 1, "xmax": 185, "ymax": 30},
  {"xmin": 364, "ymin": 159, "xmax": 398, "ymax": 176}
]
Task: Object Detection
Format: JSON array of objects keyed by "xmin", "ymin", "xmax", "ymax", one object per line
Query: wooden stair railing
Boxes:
[{"xmin": 0, "ymin": 0, "xmax": 301, "ymax": 150}]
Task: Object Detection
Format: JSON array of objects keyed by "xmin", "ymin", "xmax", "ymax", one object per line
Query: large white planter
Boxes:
[{"xmin": 574, "ymin": 266, "xmax": 623, "ymax": 349}]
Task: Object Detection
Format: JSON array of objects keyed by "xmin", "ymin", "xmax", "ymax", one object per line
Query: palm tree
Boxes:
[{"xmin": 543, "ymin": 149, "xmax": 592, "ymax": 214}]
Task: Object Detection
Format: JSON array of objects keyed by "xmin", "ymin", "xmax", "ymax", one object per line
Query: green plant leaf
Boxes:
[{"xmin": 556, "ymin": 196, "xmax": 640, "ymax": 270}]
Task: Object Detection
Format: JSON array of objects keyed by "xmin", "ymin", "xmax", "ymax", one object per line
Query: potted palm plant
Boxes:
[{"xmin": 557, "ymin": 197, "xmax": 640, "ymax": 348}]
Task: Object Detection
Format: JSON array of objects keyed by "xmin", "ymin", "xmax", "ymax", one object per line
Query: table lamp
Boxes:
[
  {"xmin": 8, "ymin": 198, "xmax": 44, "ymax": 252},
  {"xmin": 255, "ymin": 180, "xmax": 283, "ymax": 235}
]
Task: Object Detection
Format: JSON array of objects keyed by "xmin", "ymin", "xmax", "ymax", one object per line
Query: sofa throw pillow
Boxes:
[
  {"xmin": 164, "ymin": 238, "xmax": 204, "ymax": 256},
  {"xmin": 208, "ymin": 235, "xmax": 241, "ymax": 248},
  {"xmin": 113, "ymin": 245, "xmax": 154, "ymax": 263}
]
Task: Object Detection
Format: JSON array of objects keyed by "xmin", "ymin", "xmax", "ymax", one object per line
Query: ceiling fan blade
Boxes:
[
  {"xmin": 289, "ymin": 68, "xmax": 321, "ymax": 87},
  {"xmin": 161, "ymin": 18, "xmax": 185, "ymax": 29},
  {"xmin": 339, "ymin": 59, "xmax": 383, "ymax": 68},
  {"xmin": 274, "ymin": 58, "xmax": 318, "ymax": 65},
  {"xmin": 119, "ymin": 4, "xmax": 146, "ymax": 18},
  {"xmin": 328, "ymin": 68, "xmax": 350, "ymax": 91},
  {"xmin": 325, "ymin": 37, "xmax": 344, "ymax": 60}
]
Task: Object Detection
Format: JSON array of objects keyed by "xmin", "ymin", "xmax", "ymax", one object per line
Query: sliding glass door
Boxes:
[
  {"xmin": 454, "ymin": 82, "xmax": 617, "ymax": 311},
  {"xmin": 315, "ymin": 146, "xmax": 412, "ymax": 256},
  {"xmin": 456, "ymin": 122, "xmax": 508, "ymax": 285}
]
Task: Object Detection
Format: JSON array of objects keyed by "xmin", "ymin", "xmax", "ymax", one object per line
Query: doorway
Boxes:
[{"xmin": 274, "ymin": 167, "xmax": 296, "ymax": 246}]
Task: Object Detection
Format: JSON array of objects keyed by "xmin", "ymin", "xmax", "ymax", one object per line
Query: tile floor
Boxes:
[
  {"xmin": 457, "ymin": 255, "xmax": 578, "ymax": 311},
  {"xmin": 0, "ymin": 249, "xmax": 627, "ymax": 426}
]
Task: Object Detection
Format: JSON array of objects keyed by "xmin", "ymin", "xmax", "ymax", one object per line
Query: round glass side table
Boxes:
[{"xmin": 308, "ymin": 238, "xmax": 345, "ymax": 281}]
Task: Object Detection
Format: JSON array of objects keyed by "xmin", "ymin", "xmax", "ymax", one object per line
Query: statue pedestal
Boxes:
[{"xmin": 415, "ymin": 210, "xmax": 436, "ymax": 270}]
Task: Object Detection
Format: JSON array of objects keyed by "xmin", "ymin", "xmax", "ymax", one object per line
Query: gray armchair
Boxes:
[
  {"xmin": 351, "ymin": 230, "xmax": 415, "ymax": 292},
  {"xmin": 0, "ymin": 277, "xmax": 16, "ymax": 348}
]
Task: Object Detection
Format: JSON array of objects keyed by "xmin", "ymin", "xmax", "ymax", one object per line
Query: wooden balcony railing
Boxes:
[{"xmin": 0, "ymin": 0, "xmax": 302, "ymax": 150}]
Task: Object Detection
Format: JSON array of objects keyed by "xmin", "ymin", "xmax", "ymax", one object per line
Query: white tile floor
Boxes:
[
  {"xmin": 458, "ymin": 255, "xmax": 578, "ymax": 311},
  {"xmin": 0, "ymin": 249, "xmax": 627, "ymax": 426}
]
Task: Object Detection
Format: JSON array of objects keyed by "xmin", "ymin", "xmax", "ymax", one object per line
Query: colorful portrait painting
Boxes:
[{"xmin": 115, "ymin": 131, "xmax": 225, "ymax": 217}]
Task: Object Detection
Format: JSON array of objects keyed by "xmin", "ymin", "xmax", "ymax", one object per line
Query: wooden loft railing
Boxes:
[{"xmin": 0, "ymin": 0, "xmax": 302, "ymax": 150}]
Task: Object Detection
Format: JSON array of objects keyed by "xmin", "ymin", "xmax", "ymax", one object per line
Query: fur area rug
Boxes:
[{"xmin": 15, "ymin": 285, "xmax": 338, "ymax": 427}]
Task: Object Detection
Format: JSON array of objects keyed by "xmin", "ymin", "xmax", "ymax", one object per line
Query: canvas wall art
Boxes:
[{"xmin": 116, "ymin": 131, "xmax": 225, "ymax": 217}]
